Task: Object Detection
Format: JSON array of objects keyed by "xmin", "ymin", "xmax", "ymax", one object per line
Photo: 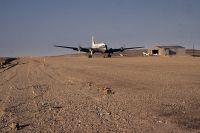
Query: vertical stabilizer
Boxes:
[{"xmin": 92, "ymin": 36, "xmax": 95, "ymax": 47}]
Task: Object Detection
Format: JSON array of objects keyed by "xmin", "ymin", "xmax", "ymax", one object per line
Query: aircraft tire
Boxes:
[{"xmin": 108, "ymin": 54, "xmax": 111, "ymax": 58}]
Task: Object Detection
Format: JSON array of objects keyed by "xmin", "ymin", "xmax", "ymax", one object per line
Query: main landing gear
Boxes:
[
  {"xmin": 103, "ymin": 54, "xmax": 112, "ymax": 58},
  {"xmin": 88, "ymin": 55, "xmax": 92, "ymax": 58}
]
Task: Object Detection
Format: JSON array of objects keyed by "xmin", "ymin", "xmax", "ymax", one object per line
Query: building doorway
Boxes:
[{"xmin": 152, "ymin": 50, "xmax": 159, "ymax": 55}]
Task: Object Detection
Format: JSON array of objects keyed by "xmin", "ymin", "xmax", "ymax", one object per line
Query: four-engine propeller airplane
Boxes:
[{"xmin": 54, "ymin": 37, "xmax": 143, "ymax": 58}]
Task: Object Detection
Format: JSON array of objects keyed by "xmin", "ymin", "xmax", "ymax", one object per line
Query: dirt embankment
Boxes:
[{"xmin": 0, "ymin": 57, "xmax": 19, "ymax": 72}]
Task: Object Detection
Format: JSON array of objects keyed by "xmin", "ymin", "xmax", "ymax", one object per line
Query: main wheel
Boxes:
[{"xmin": 88, "ymin": 55, "xmax": 92, "ymax": 58}]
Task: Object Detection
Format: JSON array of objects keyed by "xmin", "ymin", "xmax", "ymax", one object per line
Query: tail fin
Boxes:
[{"xmin": 92, "ymin": 36, "xmax": 95, "ymax": 47}]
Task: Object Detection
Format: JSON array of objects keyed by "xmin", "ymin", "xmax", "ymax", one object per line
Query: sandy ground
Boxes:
[{"xmin": 0, "ymin": 56, "xmax": 200, "ymax": 132}]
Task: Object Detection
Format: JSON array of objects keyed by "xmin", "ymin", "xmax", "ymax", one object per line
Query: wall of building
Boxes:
[
  {"xmin": 158, "ymin": 48, "xmax": 165, "ymax": 55},
  {"xmin": 176, "ymin": 48, "xmax": 186, "ymax": 55},
  {"xmin": 148, "ymin": 47, "xmax": 186, "ymax": 56}
]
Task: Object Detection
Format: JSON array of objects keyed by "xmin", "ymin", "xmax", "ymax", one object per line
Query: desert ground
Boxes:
[{"xmin": 0, "ymin": 55, "xmax": 200, "ymax": 132}]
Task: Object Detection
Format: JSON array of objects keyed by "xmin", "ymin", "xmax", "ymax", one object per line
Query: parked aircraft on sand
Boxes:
[{"xmin": 54, "ymin": 37, "xmax": 143, "ymax": 58}]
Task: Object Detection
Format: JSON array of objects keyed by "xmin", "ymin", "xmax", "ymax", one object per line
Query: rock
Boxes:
[
  {"xmin": 9, "ymin": 122, "xmax": 19, "ymax": 130},
  {"xmin": 103, "ymin": 87, "xmax": 114, "ymax": 95},
  {"xmin": 87, "ymin": 82, "xmax": 93, "ymax": 87}
]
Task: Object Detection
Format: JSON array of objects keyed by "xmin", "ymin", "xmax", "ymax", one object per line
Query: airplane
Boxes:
[{"xmin": 54, "ymin": 37, "xmax": 143, "ymax": 58}]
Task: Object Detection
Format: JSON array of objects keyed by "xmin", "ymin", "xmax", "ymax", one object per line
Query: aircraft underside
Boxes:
[
  {"xmin": 88, "ymin": 53, "xmax": 112, "ymax": 58},
  {"xmin": 88, "ymin": 48, "xmax": 112, "ymax": 58}
]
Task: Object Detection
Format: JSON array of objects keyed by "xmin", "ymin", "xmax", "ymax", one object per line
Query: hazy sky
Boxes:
[{"xmin": 0, "ymin": 0, "xmax": 200, "ymax": 56}]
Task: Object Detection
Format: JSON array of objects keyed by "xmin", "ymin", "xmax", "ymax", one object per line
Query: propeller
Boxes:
[
  {"xmin": 120, "ymin": 47, "xmax": 124, "ymax": 52},
  {"xmin": 120, "ymin": 44, "xmax": 126, "ymax": 52},
  {"xmin": 78, "ymin": 45, "xmax": 81, "ymax": 53}
]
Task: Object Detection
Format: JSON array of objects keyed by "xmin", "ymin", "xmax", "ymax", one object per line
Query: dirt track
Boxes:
[{"xmin": 0, "ymin": 56, "xmax": 200, "ymax": 132}]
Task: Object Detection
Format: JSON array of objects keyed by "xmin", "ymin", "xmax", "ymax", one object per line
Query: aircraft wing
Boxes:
[
  {"xmin": 54, "ymin": 45, "xmax": 90, "ymax": 53},
  {"xmin": 111, "ymin": 46, "xmax": 144, "ymax": 52},
  {"xmin": 54, "ymin": 45, "xmax": 79, "ymax": 51}
]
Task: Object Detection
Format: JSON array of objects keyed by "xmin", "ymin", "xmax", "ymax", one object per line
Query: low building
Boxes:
[{"xmin": 148, "ymin": 46, "xmax": 185, "ymax": 56}]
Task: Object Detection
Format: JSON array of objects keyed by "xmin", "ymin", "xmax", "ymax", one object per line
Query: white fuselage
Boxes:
[
  {"xmin": 91, "ymin": 37, "xmax": 107, "ymax": 53},
  {"xmin": 92, "ymin": 43, "xmax": 107, "ymax": 53}
]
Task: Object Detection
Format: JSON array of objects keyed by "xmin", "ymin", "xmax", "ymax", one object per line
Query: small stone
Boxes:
[
  {"xmin": 103, "ymin": 87, "xmax": 114, "ymax": 95},
  {"xmin": 9, "ymin": 122, "xmax": 19, "ymax": 130},
  {"xmin": 87, "ymin": 82, "xmax": 93, "ymax": 87}
]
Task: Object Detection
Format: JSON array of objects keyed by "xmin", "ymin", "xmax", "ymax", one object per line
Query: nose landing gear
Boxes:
[{"xmin": 88, "ymin": 49, "xmax": 93, "ymax": 58}]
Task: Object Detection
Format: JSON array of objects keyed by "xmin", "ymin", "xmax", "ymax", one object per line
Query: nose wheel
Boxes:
[{"xmin": 88, "ymin": 49, "xmax": 93, "ymax": 58}]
